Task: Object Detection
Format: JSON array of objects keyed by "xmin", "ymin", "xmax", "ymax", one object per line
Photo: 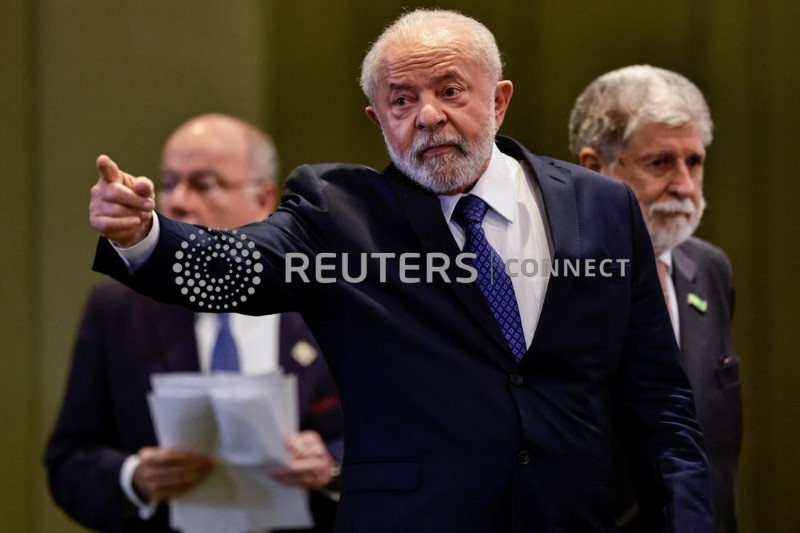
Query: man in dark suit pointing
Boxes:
[
  {"xmin": 46, "ymin": 114, "xmax": 343, "ymax": 532},
  {"xmin": 570, "ymin": 65, "xmax": 742, "ymax": 532},
  {"xmin": 86, "ymin": 10, "xmax": 713, "ymax": 532}
]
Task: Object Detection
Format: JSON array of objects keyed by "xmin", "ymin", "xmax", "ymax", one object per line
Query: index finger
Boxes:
[{"xmin": 96, "ymin": 155, "xmax": 122, "ymax": 184}]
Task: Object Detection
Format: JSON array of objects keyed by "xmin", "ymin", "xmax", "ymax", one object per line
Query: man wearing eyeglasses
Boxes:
[{"xmin": 45, "ymin": 114, "xmax": 344, "ymax": 532}]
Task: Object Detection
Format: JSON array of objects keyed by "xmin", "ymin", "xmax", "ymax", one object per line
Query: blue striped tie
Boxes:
[
  {"xmin": 211, "ymin": 313, "xmax": 240, "ymax": 371},
  {"xmin": 453, "ymin": 195, "xmax": 527, "ymax": 360}
]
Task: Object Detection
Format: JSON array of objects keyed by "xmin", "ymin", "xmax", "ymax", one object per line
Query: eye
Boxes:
[
  {"xmin": 392, "ymin": 96, "xmax": 409, "ymax": 107},
  {"xmin": 443, "ymin": 86, "xmax": 461, "ymax": 97},
  {"xmin": 189, "ymin": 176, "xmax": 220, "ymax": 194},
  {"xmin": 687, "ymin": 155, "xmax": 703, "ymax": 168},
  {"xmin": 647, "ymin": 154, "xmax": 675, "ymax": 171}
]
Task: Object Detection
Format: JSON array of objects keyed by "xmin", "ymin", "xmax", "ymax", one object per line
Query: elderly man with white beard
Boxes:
[{"xmin": 570, "ymin": 65, "xmax": 742, "ymax": 532}]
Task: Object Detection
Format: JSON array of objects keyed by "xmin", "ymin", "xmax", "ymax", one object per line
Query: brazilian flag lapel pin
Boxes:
[{"xmin": 687, "ymin": 292, "xmax": 708, "ymax": 313}]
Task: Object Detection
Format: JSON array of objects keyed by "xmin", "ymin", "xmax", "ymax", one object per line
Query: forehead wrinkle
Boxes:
[
  {"xmin": 387, "ymin": 69, "xmax": 465, "ymax": 90},
  {"xmin": 383, "ymin": 56, "xmax": 468, "ymax": 90},
  {"xmin": 381, "ymin": 36, "xmax": 471, "ymax": 72}
]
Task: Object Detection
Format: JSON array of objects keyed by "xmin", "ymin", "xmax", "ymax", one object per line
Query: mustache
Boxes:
[
  {"xmin": 412, "ymin": 131, "xmax": 471, "ymax": 160},
  {"xmin": 649, "ymin": 198, "xmax": 697, "ymax": 217}
]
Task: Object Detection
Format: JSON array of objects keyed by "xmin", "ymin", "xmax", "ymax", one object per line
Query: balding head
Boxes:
[
  {"xmin": 159, "ymin": 114, "xmax": 278, "ymax": 229},
  {"xmin": 164, "ymin": 114, "xmax": 278, "ymax": 184}
]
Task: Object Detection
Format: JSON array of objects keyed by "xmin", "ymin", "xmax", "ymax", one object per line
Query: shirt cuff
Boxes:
[
  {"xmin": 113, "ymin": 213, "xmax": 161, "ymax": 272},
  {"xmin": 120, "ymin": 454, "xmax": 158, "ymax": 520}
]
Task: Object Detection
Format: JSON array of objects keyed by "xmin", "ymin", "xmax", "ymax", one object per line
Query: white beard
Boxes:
[
  {"xmin": 645, "ymin": 196, "xmax": 706, "ymax": 254},
  {"xmin": 383, "ymin": 109, "xmax": 497, "ymax": 194}
]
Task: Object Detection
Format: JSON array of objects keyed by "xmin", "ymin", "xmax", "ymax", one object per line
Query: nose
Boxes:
[
  {"xmin": 669, "ymin": 161, "xmax": 698, "ymax": 198},
  {"xmin": 416, "ymin": 98, "xmax": 446, "ymax": 130}
]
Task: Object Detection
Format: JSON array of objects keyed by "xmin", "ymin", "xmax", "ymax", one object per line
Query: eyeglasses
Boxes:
[{"xmin": 160, "ymin": 170, "xmax": 263, "ymax": 198}]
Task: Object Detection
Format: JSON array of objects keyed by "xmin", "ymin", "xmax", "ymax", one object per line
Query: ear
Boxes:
[
  {"xmin": 365, "ymin": 106, "xmax": 382, "ymax": 128},
  {"xmin": 255, "ymin": 180, "xmax": 278, "ymax": 216},
  {"xmin": 578, "ymin": 147, "xmax": 607, "ymax": 173},
  {"xmin": 493, "ymin": 81, "xmax": 514, "ymax": 129}
]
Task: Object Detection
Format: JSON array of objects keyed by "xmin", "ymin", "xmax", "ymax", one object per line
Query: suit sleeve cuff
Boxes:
[
  {"xmin": 112, "ymin": 213, "xmax": 161, "ymax": 272},
  {"xmin": 120, "ymin": 454, "xmax": 157, "ymax": 520}
]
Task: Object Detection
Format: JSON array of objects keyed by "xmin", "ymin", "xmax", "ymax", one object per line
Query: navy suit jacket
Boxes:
[
  {"xmin": 91, "ymin": 136, "xmax": 713, "ymax": 532},
  {"xmin": 45, "ymin": 282, "xmax": 344, "ymax": 532}
]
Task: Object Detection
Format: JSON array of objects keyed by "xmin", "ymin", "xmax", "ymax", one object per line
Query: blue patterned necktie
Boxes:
[
  {"xmin": 453, "ymin": 195, "xmax": 527, "ymax": 360},
  {"xmin": 211, "ymin": 313, "xmax": 240, "ymax": 371}
]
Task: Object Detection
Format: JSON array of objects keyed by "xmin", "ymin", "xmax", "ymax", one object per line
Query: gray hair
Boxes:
[
  {"xmin": 359, "ymin": 9, "xmax": 503, "ymax": 104},
  {"xmin": 568, "ymin": 65, "xmax": 713, "ymax": 163},
  {"xmin": 242, "ymin": 121, "xmax": 279, "ymax": 185}
]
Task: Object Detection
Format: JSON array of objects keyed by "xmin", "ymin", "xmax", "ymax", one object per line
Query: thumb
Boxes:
[{"xmin": 96, "ymin": 155, "xmax": 124, "ymax": 184}]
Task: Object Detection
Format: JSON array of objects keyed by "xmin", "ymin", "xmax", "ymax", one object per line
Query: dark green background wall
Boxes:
[{"xmin": 2, "ymin": 1, "xmax": 797, "ymax": 531}]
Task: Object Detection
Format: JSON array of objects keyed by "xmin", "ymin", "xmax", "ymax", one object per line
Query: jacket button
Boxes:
[
  {"xmin": 517, "ymin": 451, "xmax": 531, "ymax": 465},
  {"xmin": 509, "ymin": 373, "xmax": 523, "ymax": 386}
]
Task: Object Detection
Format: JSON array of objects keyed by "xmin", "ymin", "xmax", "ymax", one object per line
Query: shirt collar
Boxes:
[{"xmin": 439, "ymin": 143, "xmax": 517, "ymax": 224}]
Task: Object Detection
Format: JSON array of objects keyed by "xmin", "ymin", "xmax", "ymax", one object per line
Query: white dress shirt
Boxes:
[{"xmin": 195, "ymin": 312, "xmax": 280, "ymax": 374}]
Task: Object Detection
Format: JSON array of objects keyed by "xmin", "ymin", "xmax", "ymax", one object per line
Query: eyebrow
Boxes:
[
  {"xmin": 638, "ymin": 149, "xmax": 704, "ymax": 161},
  {"xmin": 387, "ymin": 69, "xmax": 466, "ymax": 92}
]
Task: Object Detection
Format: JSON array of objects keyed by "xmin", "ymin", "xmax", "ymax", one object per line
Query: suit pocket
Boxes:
[
  {"xmin": 343, "ymin": 458, "xmax": 421, "ymax": 492},
  {"xmin": 714, "ymin": 355, "xmax": 740, "ymax": 389}
]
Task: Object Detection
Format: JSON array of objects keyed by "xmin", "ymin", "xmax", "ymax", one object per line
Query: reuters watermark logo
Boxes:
[
  {"xmin": 171, "ymin": 228, "xmax": 264, "ymax": 309},
  {"xmin": 285, "ymin": 252, "xmax": 630, "ymax": 284}
]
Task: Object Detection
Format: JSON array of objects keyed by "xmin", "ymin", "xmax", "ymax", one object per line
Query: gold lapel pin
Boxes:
[{"xmin": 291, "ymin": 340, "xmax": 318, "ymax": 367}]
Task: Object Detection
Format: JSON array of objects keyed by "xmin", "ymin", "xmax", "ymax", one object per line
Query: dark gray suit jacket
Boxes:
[
  {"xmin": 615, "ymin": 237, "xmax": 741, "ymax": 532},
  {"xmin": 674, "ymin": 237, "xmax": 741, "ymax": 532}
]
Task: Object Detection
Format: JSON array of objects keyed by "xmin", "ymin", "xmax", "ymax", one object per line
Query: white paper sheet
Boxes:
[{"xmin": 147, "ymin": 371, "xmax": 312, "ymax": 532}]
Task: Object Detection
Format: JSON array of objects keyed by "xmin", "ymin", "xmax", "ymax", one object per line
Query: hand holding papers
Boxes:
[{"xmin": 148, "ymin": 371, "xmax": 313, "ymax": 532}]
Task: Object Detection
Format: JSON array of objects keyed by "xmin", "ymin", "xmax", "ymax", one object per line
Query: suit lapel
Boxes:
[
  {"xmin": 384, "ymin": 164, "xmax": 514, "ymax": 358},
  {"xmin": 278, "ymin": 312, "xmax": 293, "ymax": 370},
  {"xmin": 155, "ymin": 304, "xmax": 200, "ymax": 373},
  {"xmin": 496, "ymin": 138, "xmax": 580, "ymax": 347},
  {"xmin": 672, "ymin": 244, "xmax": 707, "ymax": 368}
]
